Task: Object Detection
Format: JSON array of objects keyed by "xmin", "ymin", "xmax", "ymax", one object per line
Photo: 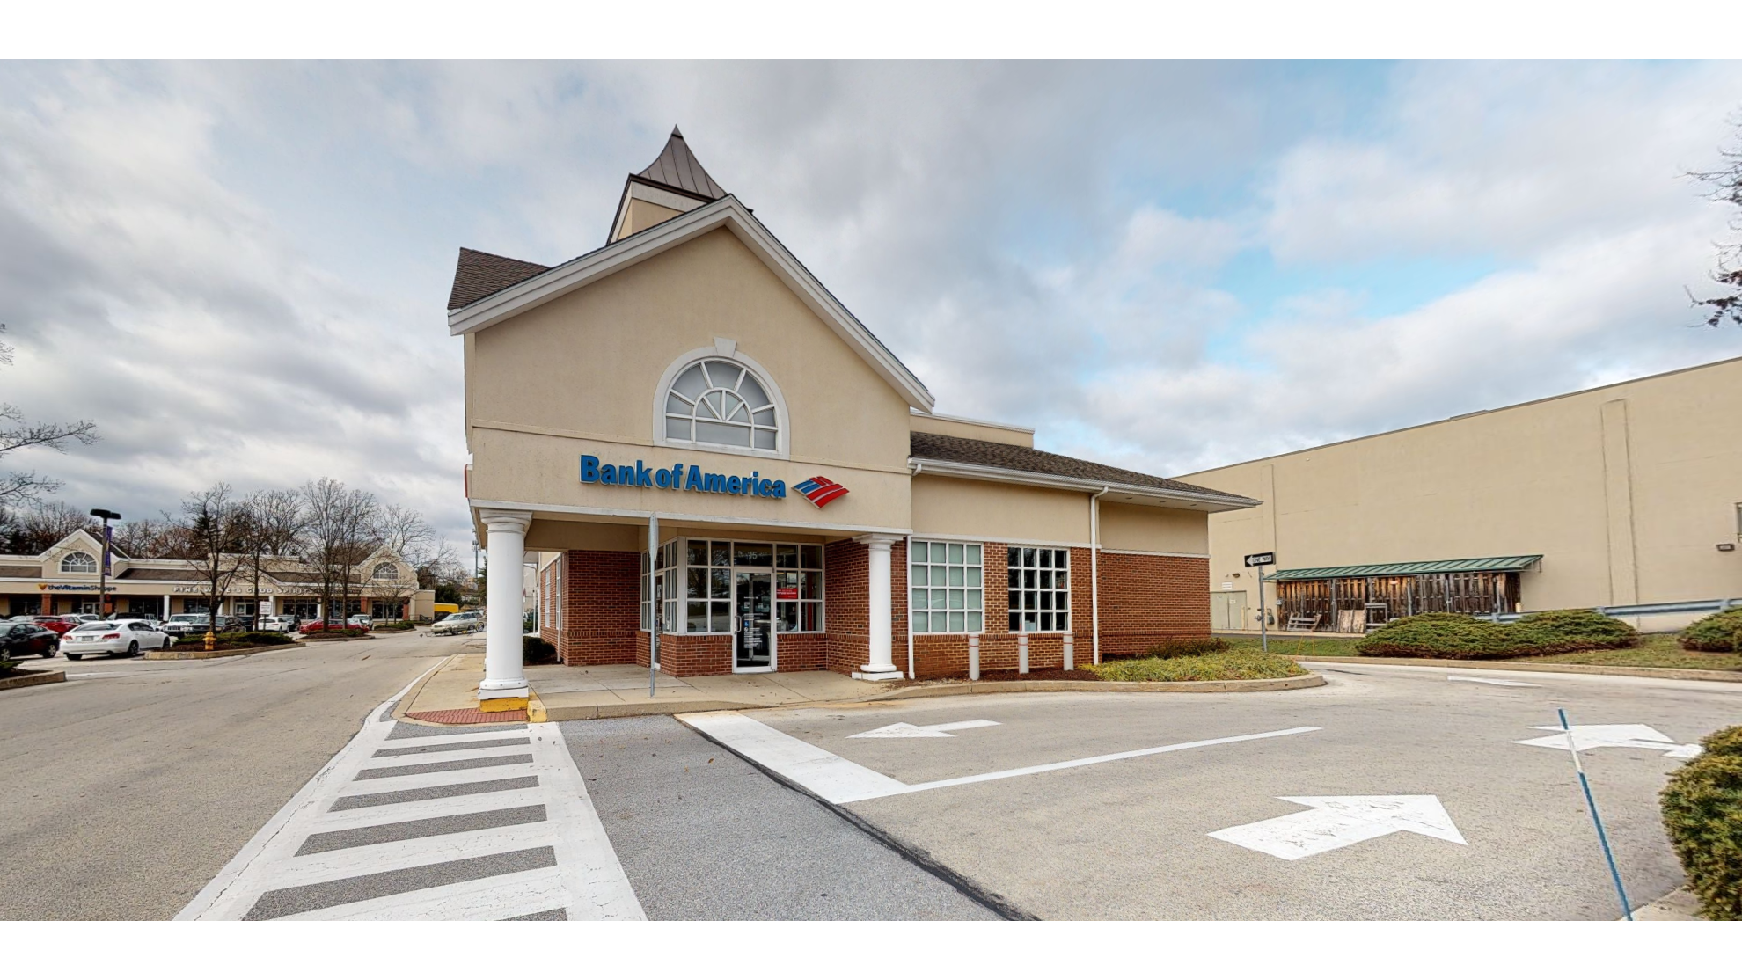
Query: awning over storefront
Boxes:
[{"xmin": 1265, "ymin": 555, "xmax": 1543, "ymax": 581}]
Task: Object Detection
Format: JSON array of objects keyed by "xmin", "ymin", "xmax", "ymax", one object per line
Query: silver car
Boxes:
[{"xmin": 430, "ymin": 611, "xmax": 484, "ymax": 635}]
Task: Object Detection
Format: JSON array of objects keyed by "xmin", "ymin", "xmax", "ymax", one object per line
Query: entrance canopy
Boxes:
[{"xmin": 1265, "ymin": 555, "xmax": 1543, "ymax": 581}]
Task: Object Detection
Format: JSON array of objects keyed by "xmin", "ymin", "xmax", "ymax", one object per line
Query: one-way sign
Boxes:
[{"xmin": 1244, "ymin": 552, "xmax": 1275, "ymax": 567}]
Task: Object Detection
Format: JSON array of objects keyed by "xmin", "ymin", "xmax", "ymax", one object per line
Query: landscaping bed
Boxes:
[
  {"xmin": 1661, "ymin": 725, "xmax": 1742, "ymax": 919},
  {"xmin": 0, "ymin": 667, "xmax": 66, "ymax": 691},
  {"xmin": 148, "ymin": 633, "xmax": 302, "ymax": 659},
  {"xmin": 1088, "ymin": 650, "xmax": 1307, "ymax": 683}
]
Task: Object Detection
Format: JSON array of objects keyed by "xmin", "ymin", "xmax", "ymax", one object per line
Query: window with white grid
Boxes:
[
  {"xmin": 1008, "ymin": 546, "xmax": 1069, "ymax": 632},
  {"xmin": 909, "ymin": 541, "xmax": 983, "ymax": 633}
]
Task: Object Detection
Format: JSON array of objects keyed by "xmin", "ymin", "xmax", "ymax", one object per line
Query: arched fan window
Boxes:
[
  {"xmin": 61, "ymin": 552, "xmax": 98, "ymax": 573},
  {"xmin": 662, "ymin": 358, "xmax": 780, "ymax": 451},
  {"xmin": 372, "ymin": 562, "xmax": 399, "ymax": 581}
]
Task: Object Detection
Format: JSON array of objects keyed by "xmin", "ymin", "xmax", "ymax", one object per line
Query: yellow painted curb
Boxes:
[
  {"xmin": 479, "ymin": 696, "xmax": 530, "ymax": 712},
  {"xmin": 527, "ymin": 691, "xmax": 548, "ymax": 723}
]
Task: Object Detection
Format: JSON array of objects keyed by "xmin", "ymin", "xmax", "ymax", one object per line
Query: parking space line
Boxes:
[{"xmin": 680, "ymin": 712, "xmax": 1321, "ymax": 805}]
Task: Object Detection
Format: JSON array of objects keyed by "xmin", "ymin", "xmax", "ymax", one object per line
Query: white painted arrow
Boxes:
[
  {"xmin": 1209, "ymin": 795, "xmax": 1467, "ymax": 860},
  {"xmin": 847, "ymin": 719, "xmax": 1001, "ymax": 739},
  {"xmin": 1518, "ymin": 724, "xmax": 1702, "ymax": 758}
]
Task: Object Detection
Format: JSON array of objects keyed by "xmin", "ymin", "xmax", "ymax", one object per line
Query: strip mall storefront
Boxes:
[
  {"xmin": 456, "ymin": 129, "xmax": 1256, "ymax": 707},
  {"xmin": 0, "ymin": 530, "xmax": 434, "ymax": 622}
]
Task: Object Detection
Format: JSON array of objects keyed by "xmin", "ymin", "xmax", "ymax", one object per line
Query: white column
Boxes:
[
  {"xmin": 854, "ymin": 534, "xmax": 902, "ymax": 681},
  {"xmin": 481, "ymin": 509, "xmax": 533, "ymax": 703}
]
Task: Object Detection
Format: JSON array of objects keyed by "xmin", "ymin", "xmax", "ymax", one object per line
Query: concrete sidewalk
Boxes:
[{"xmin": 397, "ymin": 652, "xmax": 889, "ymax": 725}]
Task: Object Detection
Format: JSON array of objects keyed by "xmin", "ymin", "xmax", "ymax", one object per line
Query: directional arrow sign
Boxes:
[
  {"xmin": 848, "ymin": 720, "xmax": 1000, "ymax": 739},
  {"xmin": 1209, "ymin": 796, "xmax": 1466, "ymax": 860},
  {"xmin": 1518, "ymin": 724, "xmax": 1702, "ymax": 758}
]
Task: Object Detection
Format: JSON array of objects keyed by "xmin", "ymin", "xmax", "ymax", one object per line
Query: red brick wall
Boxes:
[
  {"xmin": 648, "ymin": 632, "xmax": 732, "ymax": 676},
  {"xmin": 1097, "ymin": 552, "xmax": 1212, "ymax": 658},
  {"xmin": 777, "ymin": 633, "xmax": 826, "ymax": 672},
  {"xmin": 555, "ymin": 550, "xmax": 640, "ymax": 667},
  {"xmin": 821, "ymin": 538, "xmax": 904, "ymax": 676}
]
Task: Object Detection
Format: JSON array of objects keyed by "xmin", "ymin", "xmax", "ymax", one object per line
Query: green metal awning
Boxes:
[{"xmin": 1265, "ymin": 555, "xmax": 1543, "ymax": 581}]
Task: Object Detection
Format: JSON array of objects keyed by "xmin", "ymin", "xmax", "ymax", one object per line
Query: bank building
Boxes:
[{"xmin": 451, "ymin": 128, "xmax": 1256, "ymax": 708}]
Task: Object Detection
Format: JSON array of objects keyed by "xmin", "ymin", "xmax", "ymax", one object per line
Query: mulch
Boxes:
[{"xmin": 896, "ymin": 667, "xmax": 1104, "ymax": 686}]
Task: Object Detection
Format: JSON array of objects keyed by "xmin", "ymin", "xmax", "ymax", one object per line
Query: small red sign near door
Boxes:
[{"xmin": 777, "ymin": 587, "xmax": 799, "ymax": 600}]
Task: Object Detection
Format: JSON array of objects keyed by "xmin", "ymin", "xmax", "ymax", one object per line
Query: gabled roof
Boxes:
[
  {"xmin": 448, "ymin": 195, "xmax": 935, "ymax": 411},
  {"xmin": 910, "ymin": 431, "xmax": 1259, "ymax": 512},
  {"xmin": 448, "ymin": 248, "xmax": 553, "ymax": 312},
  {"xmin": 633, "ymin": 127, "xmax": 726, "ymax": 202}
]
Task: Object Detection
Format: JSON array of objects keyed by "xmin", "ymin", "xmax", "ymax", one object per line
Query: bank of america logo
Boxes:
[{"xmin": 794, "ymin": 476, "xmax": 849, "ymax": 508}]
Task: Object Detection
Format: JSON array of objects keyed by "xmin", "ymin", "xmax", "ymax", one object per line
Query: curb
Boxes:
[
  {"xmin": 144, "ymin": 641, "xmax": 303, "ymax": 661},
  {"xmin": 1289, "ymin": 655, "xmax": 1742, "ymax": 683},
  {"xmin": 0, "ymin": 669, "xmax": 66, "ymax": 692},
  {"xmin": 866, "ymin": 673, "xmax": 1326, "ymax": 700},
  {"xmin": 391, "ymin": 654, "xmax": 462, "ymax": 725}
]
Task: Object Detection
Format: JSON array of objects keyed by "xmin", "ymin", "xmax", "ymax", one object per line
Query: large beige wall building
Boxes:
[{"xmin": 1181, "ymin": 356, "xmax": 1742, "ymax": 633}]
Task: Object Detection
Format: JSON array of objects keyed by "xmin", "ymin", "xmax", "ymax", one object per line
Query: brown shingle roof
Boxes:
[
  {"xmin": 635, "ymin": 127, "xmax": 727, "ymax": 201},
  {"xmin": 0, "ymin": 564, "xmax": 40, "ymax": 578},
  {"xmin": 447, "ymin": 248, "xmax": 553, "ymax": 311},
  {"xmin": 116, "ymin": 567, "xmax": 197, "ymax": 581},
  {"xmin": 909, "ymin": 431, "xmax": 1255, "ymax": 504}
]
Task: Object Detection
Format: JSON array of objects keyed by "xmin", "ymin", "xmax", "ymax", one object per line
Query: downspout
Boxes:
[
  {"xmin": 1090, "ymin": 485, "xmax": 1108, "ymax": 664},
  {"xmin": 907, "ymin": 460, "xmax": 920, "ymax": 680}
]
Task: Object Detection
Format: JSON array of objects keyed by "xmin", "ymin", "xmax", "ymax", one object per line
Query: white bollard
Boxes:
[
  {"xmin": 1063, "ymin": 633, "xmax": 1073, "ymax": 672},
  {"xmin": 1019, "ymin": 633, "xmax": 1029, "ymax": 675},
  {"xmin": 968, "ymin": 634, "xmax": 979, "ymax": 681}
]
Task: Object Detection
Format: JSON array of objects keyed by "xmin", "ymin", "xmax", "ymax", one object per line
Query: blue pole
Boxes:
[{"xmin": 1558, "ymin": 708, "xmax": 1632, "ymax": 920}]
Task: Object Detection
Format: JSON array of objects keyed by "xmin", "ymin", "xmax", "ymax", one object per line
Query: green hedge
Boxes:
[
  {"xmin": 1661, "ymin": 726, "xmax": 1742, "ymax": 919},
  {"xmin": 524, "ymin": 635, "xmax": 558, "ymax": 665},
  {"xmin": 1681, "ymin": 609, "xmax": 1742, "ymax": 653},
  {"xmin": 1356, "ymin": 609, "xmax": 1638, "ymax": 660},
  {"xmin": 1138, "ymin": 636, "xmax": 1229, "ymax": 660}
]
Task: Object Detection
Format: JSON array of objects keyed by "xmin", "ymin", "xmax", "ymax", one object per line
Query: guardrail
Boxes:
[{"xmin": 1476, "ymin": 597, "xmax": 1741, "ymax": 623}]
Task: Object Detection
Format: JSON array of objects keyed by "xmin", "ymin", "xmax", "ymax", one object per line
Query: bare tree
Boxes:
[
  {"xmin": 302, "ymin": 479, "xmax": 379, "ymax": 625},
  {"xmin": 1691, "ymin": 123, "xmax": 1742, "ymax": 328},
  {"xmin": 236, "ymin": 488, "xmax": 307, "ymax": 629},
  {"xmin": 0, "ymin": 500, "xmax": 99, "ymax": 555},
  {"xmin": 363, "ymin": 504, "xmax": 436, "ymax": 622},
  {"xmin": 0, "ymin": 325, "xmax": 98, "ymax": 505},
  {"xmin": 178, "ymin": 484, "xmax": 246, "ymax": 648},
  {"xmin": 110, "ymin": 513, "xmax": 195, "ymax": 560}
]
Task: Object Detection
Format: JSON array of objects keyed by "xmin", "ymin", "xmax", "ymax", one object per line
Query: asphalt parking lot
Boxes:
[{"xmin": 687, "ymin": 663, "xmax": 1742, "ymax": 920}]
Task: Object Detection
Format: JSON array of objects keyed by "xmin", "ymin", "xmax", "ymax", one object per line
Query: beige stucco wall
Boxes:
[
  {"xmin": 909, "ymin": 412, "xmax": 1034, "ymax": 448},
  {"xmin": 1184, "ymin": 357, "xmax": 1742, "ymax": 620},
  {"xmin": 467, "ymin": 227, "xmax": 915, "ymax": 534},
  {"xmin": 910, "ymin": 474, "xmax": 1091, "ymax": 546},
  {"xmin": 1098, "ymin": 502, "xmax": 1209, "ymax": 556},
  {"xmin": 618, "ymin": 199, "xmax": 684, "ymax": 239}
]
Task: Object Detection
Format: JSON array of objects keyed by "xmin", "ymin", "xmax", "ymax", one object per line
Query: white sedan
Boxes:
[{"xmin": 61, "ymin": 619, "xmax": 173, "ymax": 660}]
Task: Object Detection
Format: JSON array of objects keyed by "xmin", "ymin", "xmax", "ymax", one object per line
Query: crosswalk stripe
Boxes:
[
  {"xmin": 359, "ymin": 743, "xmax": 536, "ymax": 767},
  {"xmin": 276, "ymin": 866, "xmax": 568, "ymax": 921},
  {"xmin": 312, "ymin": 787, "xmax": 548, "ymax": 833},
  {"xmin": 378, "ymin": 727, "xmax": 529, "ymax": 749},
  {"xmin": 355, "ymin": 753, "xmax": 534, "ymax": 781},
  {"xmin": 334, "ymin": 762, "xmax": 537, "ymax": 797},
  {"xmin": 374, "ymin": 736, "xmax": 531, "ymax": 758},
  {"xmin": 267, "ymin": 822, "xmax": 559, "ymax": 891}
]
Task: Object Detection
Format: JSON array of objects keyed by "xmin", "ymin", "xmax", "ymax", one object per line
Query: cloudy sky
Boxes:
[{"xmin": 3, "ymin": 60, "xmax": 1740, "ymax": 552}]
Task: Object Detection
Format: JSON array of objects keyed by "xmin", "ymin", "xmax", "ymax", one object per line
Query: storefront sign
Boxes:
[
  {"xmin": 776, "ymin": 587, "xmax": 799, "ymax": 600},
  {"xmin": 38, "ymin": 583, "xmax": 98, "ymax": 591},
  {"xmin": 580, "ymin": 455, "xmax": 789, "ymax": 500},
  {"xmin": 794, "ymin": 476, "xmax": 850, "ymax": 508}
]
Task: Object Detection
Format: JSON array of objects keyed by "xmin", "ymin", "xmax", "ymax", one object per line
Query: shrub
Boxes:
[
  {"xmin": 1681, "ymin": 609, "xmax": 1742, "ymax": 653},
  {"xmin": 1139, "ymin": 636, "xmax": 1229, "ymax": 660},
  {"xmin": 1510, "ymin": 609, "xmax": 1638, "ymax": 653},
  {"xmin": 301, "ymin": 624, "xmax": 369, "ymax": 638},
  {"xmin": 373, "ymin": 620, "xmax": 416, "ymax": 632},
  {"xmin": 1088, "ymin": 651, "xmax": 1307, "ymax": 682},
  {"xmin": 1357, "ymin": 612, "xmax": 1524, "ymax": 659},
  {"xmin": 523, "ymin": 635, "xmax": 558, "ymax": 665},
  {"xmin": 1660, "ymin": 726, "xmax": 1742, "ymax": 920}
]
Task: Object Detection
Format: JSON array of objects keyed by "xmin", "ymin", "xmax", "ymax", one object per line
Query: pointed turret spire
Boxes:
[{"xmin": 634, "ymin": 126, "xmax": 726, "ymax": 201}]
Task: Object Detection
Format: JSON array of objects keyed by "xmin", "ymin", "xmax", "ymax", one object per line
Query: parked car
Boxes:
[
  {"xmin": 260, "ymin": 616, "xmax": 297, "ymax": 633},
  {"xmin": 161, "ymin": 614, "xmax": 215, "ymax": 638},
  {"xmin": 301, "ymin": 618, "xmax": 368, "ymax": 634},
  {"xmin": 61, "ymin": 619, "xmax": 172, "ymax": 661},
  {"xmin": 1, "ymin": 621, "xmax": 59, "ymax": 658},
  {"xmin": 430, "ymin": 610, "xmax": 484, "ymax": 636},
  {"xmin": 28, "ymin": 616, "xmax": 79, "ymax": 636},
  {"xmin": 347, "ymin": 615, "xmax": 373, "ymax": 628}
]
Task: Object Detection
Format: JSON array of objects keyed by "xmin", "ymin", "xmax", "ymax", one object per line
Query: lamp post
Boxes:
[{"xmin": 90, "ymin": 509, "xmax": 121, "ymax": 619}]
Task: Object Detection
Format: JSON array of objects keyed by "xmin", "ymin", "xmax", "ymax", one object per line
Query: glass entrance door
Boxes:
[{"xmin": 734, "ymin": 571, "xmax": 773, "ymax": 670}]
